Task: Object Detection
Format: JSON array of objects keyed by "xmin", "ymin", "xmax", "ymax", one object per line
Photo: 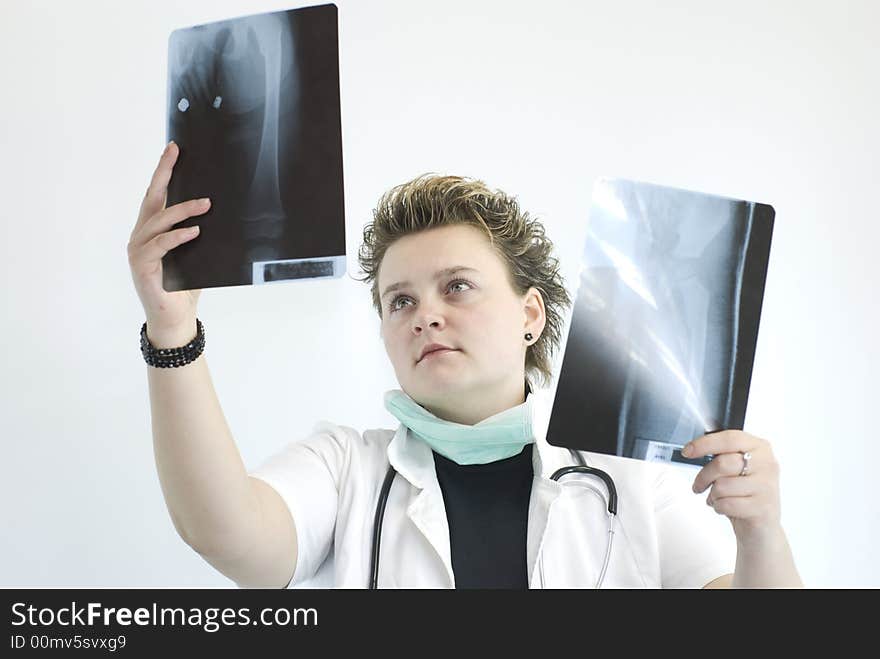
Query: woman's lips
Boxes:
[{"xmin": 418, "ymin": 348, "xmax": 458, "ymax": 363}]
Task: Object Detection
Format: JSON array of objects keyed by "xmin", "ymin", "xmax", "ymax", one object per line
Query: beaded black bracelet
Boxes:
[{"xmin": 140, "ymin": 318, "xmax": 205, "ymax": 368}]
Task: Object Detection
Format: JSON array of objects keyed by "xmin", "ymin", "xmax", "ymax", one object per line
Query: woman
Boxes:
[{"xmin": 129, "ymin": 141, "xmax": 802, "ymax": 588}]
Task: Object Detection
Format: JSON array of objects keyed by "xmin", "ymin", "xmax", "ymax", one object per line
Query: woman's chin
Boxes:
[{"xmin": 410, "ymin": 368, "xmax": 463, "ymax": 393}]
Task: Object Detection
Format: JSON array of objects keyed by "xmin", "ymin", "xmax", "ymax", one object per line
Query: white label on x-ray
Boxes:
[{"xmin": 643, "ymin": 441, "xmax": 675, "ymax": 462}]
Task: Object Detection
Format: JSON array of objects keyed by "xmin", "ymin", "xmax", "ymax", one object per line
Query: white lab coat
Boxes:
[{"xmin": 248, "ymin": 387, "xmax": 736, "ymax": 588}]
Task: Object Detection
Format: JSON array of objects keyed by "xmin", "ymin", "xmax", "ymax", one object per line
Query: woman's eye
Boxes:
[
  {"xmin": 390, "ymin": 296, "xmax": 411, "ymax": 312},
  {"xmin": 389, "ymin": 280, "xmax": 473, "ymax": 313}
]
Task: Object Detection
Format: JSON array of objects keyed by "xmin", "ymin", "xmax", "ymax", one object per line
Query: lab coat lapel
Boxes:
[
  {"xmin": 527, "ymin": 437, "xmax": 565, "ymax": 588},
  {"xmin": 386, "ymin": 423, "xmax": 455, "ymax": 587}
]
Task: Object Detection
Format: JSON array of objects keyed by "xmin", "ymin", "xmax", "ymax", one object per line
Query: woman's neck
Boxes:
[{"xmin": 418, "ymin": 376, "xmax": 530, "ymax": 425}]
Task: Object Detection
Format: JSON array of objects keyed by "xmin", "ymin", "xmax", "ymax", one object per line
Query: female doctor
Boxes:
[{"xmin": 131, "ymin": 143, "xmax": 803, "ymax": 588}]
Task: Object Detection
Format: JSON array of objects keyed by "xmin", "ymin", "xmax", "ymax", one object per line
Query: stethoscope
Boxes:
[{"xmin": 369, "ymin": 448, "xmax": 619, "ymax": 589}]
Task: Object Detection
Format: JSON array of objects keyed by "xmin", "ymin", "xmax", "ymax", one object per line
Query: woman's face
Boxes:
[{"xmin": 378, "ymin": 224, "xmax": 545, "ymax": 421}]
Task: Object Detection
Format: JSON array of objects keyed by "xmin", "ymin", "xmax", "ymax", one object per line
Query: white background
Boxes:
[{"xmin": 1, "ymin": 0, "xmax": 877, "ymax": 587}]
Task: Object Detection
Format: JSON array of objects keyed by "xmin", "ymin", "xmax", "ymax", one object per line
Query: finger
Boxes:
[
  {"xmin": 681, "ymin": 430, "xmax": 762, "ymax": 460},
  {"xmin": 706, "ymin": 495, "xmax": 761, "ymax": 520},
  {"xmin": 132, "ymin": 225, "xmax": 202, "ymax": 271},
  {"xmin": 692, "ymin": 451, "xmax": 759, "ymax": 493},
  {"xmin": 134, "ymin": 198, "xmax": 211, "ymax": 248},
  {"xmin": 136, "ymin": 141, "xmax": 179, "ymax": 233},
  {"xmin": 705, "ymin": 476, "xmax": 756, "ymax": 503},
  {"xmin": 149, "ymin": 197, "xmax": 211, "ymax": 238}
]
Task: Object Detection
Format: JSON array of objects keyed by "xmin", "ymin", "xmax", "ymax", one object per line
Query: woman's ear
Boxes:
[{"xmin": 524, "ymin": 286, "xmax": 546, "ymax": 338}]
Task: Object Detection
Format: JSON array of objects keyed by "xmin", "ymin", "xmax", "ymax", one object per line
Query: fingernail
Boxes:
[
  {"xmin": 199, "ymin": 197, "xmax": 211, "ymax": 206},
  {"xmin": 681, "ymin": 444, "xmax": 692, "ymax": 457}
]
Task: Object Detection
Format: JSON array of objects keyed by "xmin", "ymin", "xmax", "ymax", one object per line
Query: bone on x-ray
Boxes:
[
  {"xmin": 162, "ymin": 4, "xmax": 345, "ymax": 292},
  {"xmin": 547, "ymin": 178, "xmax": 774, "ymax": 469}
]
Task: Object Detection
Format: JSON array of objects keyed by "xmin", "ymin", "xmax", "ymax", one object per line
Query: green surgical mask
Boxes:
[{"xmin": 383, "ymin": 384, "xmax": 535, "ymax": 465}]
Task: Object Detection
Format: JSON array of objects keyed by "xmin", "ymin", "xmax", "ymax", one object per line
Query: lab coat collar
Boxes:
[{"xmin": 385, "ymin": 420, "xmax": 435, "ymax": 491}]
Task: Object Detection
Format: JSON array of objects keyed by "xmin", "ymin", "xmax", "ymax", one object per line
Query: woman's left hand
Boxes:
[{"xmin": 681, "ymin": 430, "xmax": 782, "ymax": 543}]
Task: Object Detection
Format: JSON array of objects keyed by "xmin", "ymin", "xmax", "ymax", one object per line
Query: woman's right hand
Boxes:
[{"xmin": 127, "ymin": 141, "xmax": 213, "ymax": 341}]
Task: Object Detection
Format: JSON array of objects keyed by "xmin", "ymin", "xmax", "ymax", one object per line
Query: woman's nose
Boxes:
[
  {"xmin": 413, "ymin": 315, "xmax": 443, "ymax": 332},
  {"xmin": 412, "ymin": 303, "xmax": 445, "ymax": 333}
]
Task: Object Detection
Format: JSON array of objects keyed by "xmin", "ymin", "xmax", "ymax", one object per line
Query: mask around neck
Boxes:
[{"xmin": 383, "ymin": 381, "xmax": 535, "ymax": 465}]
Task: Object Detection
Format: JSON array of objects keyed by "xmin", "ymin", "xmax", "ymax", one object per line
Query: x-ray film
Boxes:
[
  {"xmin": 546, "ymin": 178, "xmax": 774, "ymax": 469},
  {"xmin": 162, "ymin": 4, "xmax": 345, "ymax": 292}
]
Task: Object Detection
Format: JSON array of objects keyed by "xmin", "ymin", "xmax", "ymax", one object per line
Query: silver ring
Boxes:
[{"xmin": 739, "ymin": 451, "xmax": 752, "ymax": 477}]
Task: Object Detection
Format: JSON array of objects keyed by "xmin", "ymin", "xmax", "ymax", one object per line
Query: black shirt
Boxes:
[{"xmin": 432, "ymin": 443, "xmax": 534, "ymax": 589}]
